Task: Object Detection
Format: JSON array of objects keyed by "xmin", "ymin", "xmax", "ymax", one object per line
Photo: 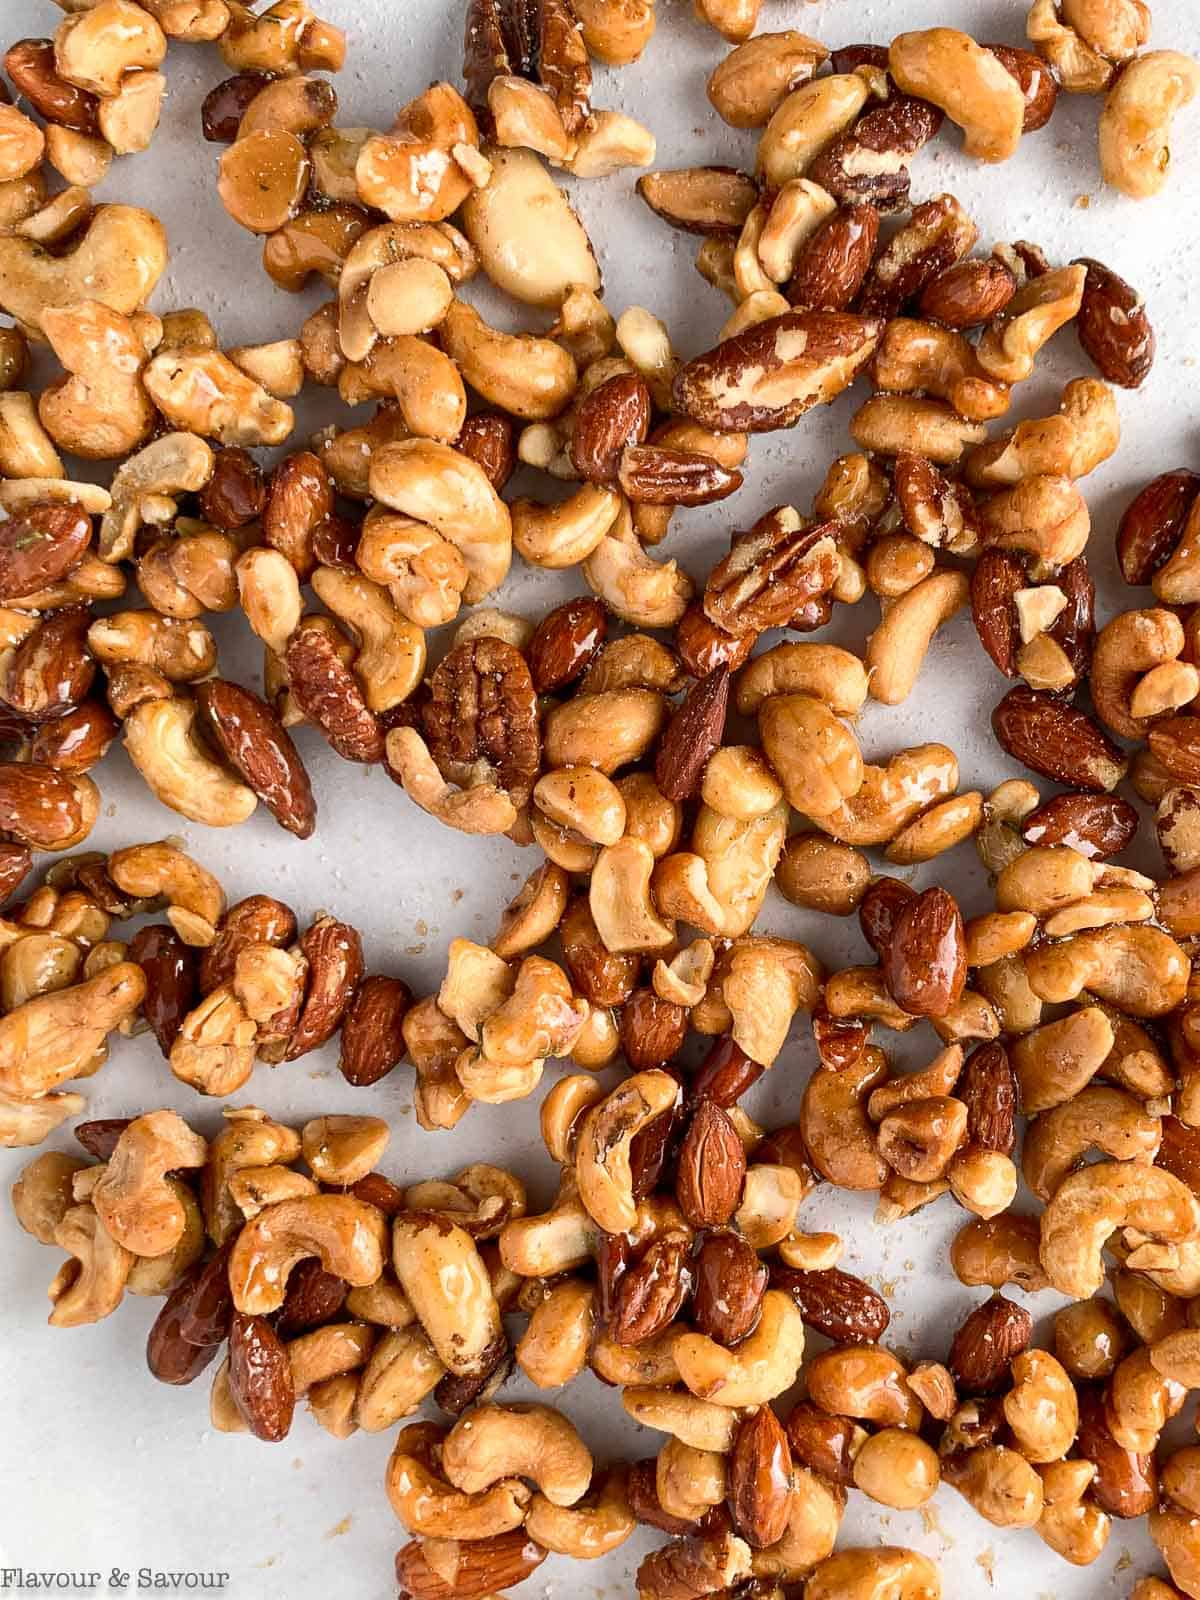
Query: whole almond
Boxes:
[
  {"xmin": 771, "ymin": 1266, "xmax": 890, "ymax": 1344},
  {"xmin": 784, "ymin": 1399, "xmax": 865, "ymax": 1485},
  {"xmin": 264, "ymin": 450, "xmax": 331, "ymax": 580},
  {"xmin": 654, "ymin": 665, "xmax": 730, "ymax": 801},
  {"xmin": 349, "ymin": 1170, "xmax": 407, "ymax": 1216},
  {"xmin": 128, "ymin": 923, "xmax": 198, "ymax": 1058},
  {"xmin": 284, "ymin": 915, "xmax": 363, "ymax": 1061},
  {"xmin": 788, "ymin": 203, "xmax": 880, "ymax": 311},
  {"xmin": 691, "ymin": 1230, "xmax": 767, "ymax": 1345},
  {"xmin": 674, "ymin": 310, "xmax": 883, "ymax": 433},
  {"xmin": 1116, "ymin": 469, "xmax": 1200, "ymax": 587},
  {"xmin": 2, "ymin": 604, "xmax": 95, "ymax": 721},
  {"xmin": 199, "ymin": 446, "xmax": 267, "ymax": 530},
  {"xmin": 1149, "ymin": 718, "xmax": 1200, "ymax": 786},
  {"xmin": 1075, "ymin": 257, "xmax": 1155, "ymax": 389},
  {"xmin": 1076, "ymin": 1386, "xmax": 1157, "ymax": 1519},
  {"xmin": 339, "ymin": 973, "xmax": 411, "ymax": 1086},
  {"xmin": 729, "ymin": 1406, "xmax": 793, "ymax": 1549},
  {"xmin": 0, "ymin": 502, "xmax": 91, "ymax": 602},
  {"xmin": 882, "ymin": 886, "xmax": 966, "ymax": 1019},
  {"xmin": 0, "ymin": 839, "xmax": 31, "ymax": 907},
  {"xmin": 610, "ymin": 1233, "xmax": 692, "ymax": 1346},
  {"xmin": 919, "ymin": 256, "xmax": 1017, "ymax": 327},
  {"xmin": 970, "ymin": 547, "xmax": 1024, "ymax": 677},
  {"xmin": 958, "ymin": 1042, "xmax": 1017, "ymax": 1155},
  {"xmin": 571, "ymin": 372, "xmax": 652, "ymax": 482},
  {"xmin": 559, "ymin": 892, "xmax": 640, "ymax": 1007},
  {"xmin": 0, "ymin": 761, "xmax": 86, "ymax": 849},
  {"xmin": 274, "ymin": 1257, "xmax": 348, "ymax": 1338},
  {"xmin": 29, "ymin": 700, "xmax": 119, "ymax": 774},
  {"xmin": 948, "ymin": 1293, "xmax": 1032, "ymax": 1395},
  {"xmin": 195, "ymin": 677, "xmax": 317, "ymax": 838},
  {"xmin": 227, "ymin": 1310, "xmax": 295, "ymax": 1441},
  {"xmin": 858, "ymin": 876, "xmax": 918, "ymax": 959},
  {"xmin": 992, "ymin": 686, "xmax": 1128, "ymax": 793},
  {"xmin": 74, "ymin": 1118, "xmax": 132, "ymax": 1160},
  {"xmin": 689, "ymin": 1034, "xmax": 764, "ymax": 1107},
  {"xmin": 619, "ymin": 987, "xmax": 689, "ymax": 1070},
  {"xmin": 457, "ymin": 411, "xmax": 516, "ymax": 492},
  {"xmin": 395, "ymin": 1530, "xmax": 546, "ymax": 1600},
  {"xmin": 146, "ymin": 1265, "xmax": 223, "ymax": 1387},
  {"xmin": 675, "ymin": 1098, "xmax": 747, "ymax": 1227},
  {"xmin": 174, "ymin": 1239, "xmax": 237, "ymax": 1347},
  {"xmin": 526, "ymin": 597, "xmax": 608, "ymax": 693},
  {"xmin": 1022, "ymin": 792, "xmax": 1139, "ymax": 859}
]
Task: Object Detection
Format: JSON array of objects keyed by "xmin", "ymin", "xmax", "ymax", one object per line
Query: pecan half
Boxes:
[
  {"xmin": 808, "ymin": 96, "xmax": 942, "ymax": 211},
  {"xmin": 894, "ymin": 454, "xmax": 977, "ymax": 551},
  {"xmin": 463, "ymin": 0, "xmax": 591, "ymax": 134},
  {"xmin": 858, "ymin": 194, "xmax": 978, "ymax": 320},
  {"xmin": 674, "ymin": 310, "xmax": 883, "ymax": 433},
  {"xmin": 285, "ymin": 624, "xmax": 384, "ymax": 765},
  {"xmin": 992, "ymin": 686, "xmax": 1128, "ymax": 792},
  {"xmin": 194, "ymin": 678, "xmax": 316, "ymax": 838},
  {"xmin": 423, "ymin": 636, "xmax": 539, "ymax": 807},
  {"xmin": 704, "ymin": 510, "xmax": 840, "ymax": 636},
  {"xmin": 618, "ymin": 445, "xmax": 742, "ymax": 507}
]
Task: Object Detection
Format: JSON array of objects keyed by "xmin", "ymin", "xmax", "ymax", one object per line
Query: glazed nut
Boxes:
[
  {"xmin": 108, "ymin": 842, "xmax": 224, "ymax": 946},
  {"xmin": 392, "ymin": 1212, "xmax": 502, "ymax": 1377},
  {"xmin": 1039, "ymin": 1160, "xmax": 1200, "ymax": 1299},
  {"xmin": 674, "ymin": 1288, "xmax": 806, "ymax": 1407},
  {"xmin": 441, "ymin": 1402, "xmax": 592, "ymax": 1508},
  {"xmin": 1100, "ymin": 51, "xmax": 1200, "ymax": 200},
  {"xmin": 89, "ymin": 1110, "xmax": 207, "ymax": 1257},
  {"xmin": 227, "ymin": 1194, "xmax": 387, "ymax": 1315},
  {"xmin": 889, "ymin": 29, "xmax": 1025, "ymax": 161},
  {"xmin": 300, "ymin": 1116, "xmax": 389, "ymax": 1187}
]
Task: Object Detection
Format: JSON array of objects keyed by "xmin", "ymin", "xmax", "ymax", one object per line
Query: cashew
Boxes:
[
  {"xmin": 524, "ymin": 1467, "xmax": 634, "ymax": 1559},
  {"xmin": 575, "ymin": 1069, "xmax": 680, "ymax": 1233},
  {"xmin": 228, "ymin": 1194, "xmax": 387, "ymax": 1315},
  {"xmin": 809, "ymin": 744, "xmax": 958, "ymax": 848},
  {"xmin": 515, "ymin": 1278, "xmax": 594, "ymax": 1388},
  {"xmin": 1003, "ymin": 1350, "xmax": 1079, "ymax": 1463},
  {"xmin": 736, "ymin": 641, "xmax": 869, "ymax": 717},
  {"xmin": 108, "ymin": 842, "xmax": 225, "ymax": 947},
  {"xmin": 1091, "ymin": 607, "xmax": 1186, "ymax": 739},
  {"xmin": 583, "ymin": 521, "xmax": 694, "ymax": 629},
  {"xmin": 756, "ymin": 71, "xmax": 872, "ymax": 189},
  {"xmin": 513, "ymin": 485, "xmax": 622, "ymax": 570},
  {"xmin": 12, "ymin": 1151, "xmax": 89, "ymax": 1243},
  {"xmin": 1040, "ymin": 1160, "xmax": 1200, "ymax": 1299},
  {"xmin": 721, "ymin": 936, "xmax": 821, "ymax": 1067},
  {"xmin": 338, "ymin": 335, "xmax": 465, "ymax": 442},
  {"xmin": 124, "ymin": 699, "xmax": 258, "ymax": 829},
  {"xmin": 355, "ymin": 1327, "xmax": 445, "ymax": 1430},
  {"xmin": 589, "ymin": 836, "xmax": 676, "ymax": 954},
  {"xmin": 391, "ymin": 1212, "xmax": 503, "ymax": 1377},
  {"xmin": 499, "ymin": 1180, "xmax": 597, "ymax": 1277},
  {"xmin": 144, "ymin": 350, "xmax": 293, "ymax": 449},
  {"xmin": 806, "ymin": 1548, "xmax": 942, "ymax": 1600},
  {"xmin": 169, "ymin": 986, "xmax": 257, "ymax": 1096},
  {"xmin": 1023, "ymin": 924, "xmax": 1189, "ymax": 1017},
  {"xmin": 459, "ymin": 146, "xmax": 600, "ymax": 308},
  {"xmin": 0, "ymin": 205, "xmax": 166, "ymax": 340},
  {"xmin": 354, "ymin": 83, "xmax": 480, "ymax": 225},
  {"xmin": 90, "ymin": 1110, "xmax": 207, "ymax": 1257},
  {"xmin": 48, "ymin": 1202, "xmax": 134, "ymax": 1328},
  {"xmin": 674, "ymin": 1288, "xmax": 806, "ymax": 1406},
  {"xmin": 0, "ymin": 1089, "xmax": 86, "ymax": 1148},
  {"xmin": 385, "ymin": 726, "xmax": 517, "ymax": 836},
  {"xmin": 337, "ymin": 222, "xmax": 475, "ymax": 362},
  {"xmin": 441, "ymin": 1402, "xmax": 592, "ymax": 1507},
  {"xmin": 977, "ymin": 266, "xmax": 1087, "ymax": 385},
  {"xmin": 889, "ymin": 29, "xmax": 1025, "ymax": 161},
  {"xmin": 865, "ymin": 570, "xmax": 969, "ymax": 705},
  {"xmin": 386, "ymin": 1422, "xmax": 530, "ymax": 1538},
  {"xmin": 967, "ymin": 378, "xmax": 1119, "ymax": 487},
  {"xmin": 99, "ymin": 432, "xmax": 215, "ymax": 563},
  {"xmin": 442, "ymin": 299, "xmax": 577, "ymax": 421},
  {"xmin": 0, "ymin": 962, "xmax": 145, "ymax": 1102},
  {"xmin": 311, "ymin": 566, "xmax": 425, "ymax": 712},
  {"xmin": 369, "ymin": 439, "xmax": 511, "ymax": 603},
  {"xmin": 37, "ymin": 302, "xmax": 156, "ymax": 462},
  {"xmin": 236, "ymin": 548, "xmax": 302, "ymax": 658},
  {"xmin": 1100, "ymin": 51, "xmax": 1200, "ymax": 199}
]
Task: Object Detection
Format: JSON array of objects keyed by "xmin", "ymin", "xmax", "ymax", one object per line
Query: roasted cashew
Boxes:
[
  {"xmin": 311, "ymin": 566, "xmax": 425, "ymax": 712},
  {"xmin": 1040, "ymin": 1160, "xmax": 1200, "ymax": 1299},
  {"xmin": 583, "ymin": 522, "xmax": 694, "ymax": 629},
  {"xmin": 441, "ymin": 1402, "xmax": 592, "ymax": 1507},
  {"xmin": 735, "ymin": 641, "xmax": 869, "ymax": 717},
  {"xmin": 1100, "ymin": 51, "xmax": 1200, "ymax": 200},
  {"xmin": 90, "ymin": 1110, "xmax": 207, "ymax": 1257},
  {"xmin": 47, "ymin": 1202, "xmax": 134, "ymax": 1328},
  {"xmin": 575, "ymin": 1070, "xmax": 680, "ymax": 1233},
  {"xmin": 99, "ymin": 432, "xmax": 215, "ymax": 563},
  {"xmin": 108, "ymin": 841, "xmax": 225, "ymax": 947},
  {"xmin": 721, "ymin": 936, "xmax": 821, "ymax": 1066},
  {"xmin": 1023, "ymin": 924, "xmax": 1189, "ymax": 1017},
  {"xmin": 442, "ymin": 299, "xmax": 577, "ymax": 421},
  {"xmin": 37, "ymin": 302, "xmax": 156, "ymax": 461},
  {"xmin": 1091, "ymin": 607, "xmax": 1186, "ymax": 740},
  {"xmin": 674, "ymin": 1288, "xmax": 806, "ymax": 1406},
  {"xmin": 124, "ymin": 699, "xmax": 258, "ymax": 829},
  {"xmin": 967, "ymin": 378, "xmax": 1119, "ymax": 487},
  {"xmin": 866, "ymin": 570, "xmax": 969, "ymax": 705},
  {"xmin": 889, "ymin": 28, "xmax": 1025, "ymax": 161},
  {"xmin": 0, "ymin": 962, "xmax": 145, "ymax": 1102},
  {"xmin": 228, "ymin": 1194, "xmax": 388, "ymax": 1314},
  {"xmin": 0, "ymin": 205, "xmax": 167, "ymax": 340},
  {"xmin": 1022, "ymin": 1086, "xmax": 1160, "ymax": 1202},
  {"xmin": 513, "ymin": 485, "xmax": 622, "ymax": 570},
  {"xmin": 391, "ymin": 1212, "xmax": 502, "ymax": 1376},
  {"xmin": 385, "ymin": 727, "xmax": 517, "ymax": 837},
  {"xmin": 369, "ymin": 438, "xmax": 511, "ymax": 604},
  {"xmin": 386, "ymin": 1421, "xmax": 530, "ymax": 1539},
  {"xmin": 524, "ymin": 1467, "xmax": 634, "ymax": 1560}
]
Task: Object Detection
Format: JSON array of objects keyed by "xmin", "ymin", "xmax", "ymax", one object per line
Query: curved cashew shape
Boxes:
[
  {"xmin": 525, "ymin": 1468, "xmax": 635, "ymax": 1560},
  {"xmin": 0, "ymin": 205, "xmax": 167, "ymax": 340},
  {"xmin": 513, "ymin": 485, "xmax": 623, "ymax": 570},
  {"xmin": 38, "ymin": 301, "xmax": 156, "ymax": 461},
  {"xmin": 810, "ymin": 744, "xmax": 958, "ymax": 848},
  {"xmin": 1041, "ymin": 1160, "xmax": 1200, "ymax": 1299},
  {"xmin": 806, "ymin": 1547, "xmax": 942, "ymax": 1600},
  {"xmin": 337, "ymin": 221, "xmax": 476, "ymax": 361},
  {"xmin": 311, "ymin": 567, "xmax": 425, "ymax": 713},
  {"xmin": 0, "ymin": 962, "xmax": 146, "ymax": 1101},
  {"xmin": 99, "ymin": 432, "xmax": 214, "ymax": 562},
  {"xmin": 1023, "ymin": 924, "xmax": 1189, "ymax": 1017},
  {"xmin": 589, "ymin": 836, "xmax": 677, "ymax": 954},
  {"xmin": 391, "ymin": 1212, "xmax": 502, "ymax": 1376},
  {"xmin": 674, "ymin": 1289, "xmax": 806, "ymax": 1406},
  {"xmin": 91, "ymin": 1110, "xmax": 208, "ymax": 1257},
  {"xmin": 977, "ymin": 267, "xmax": 1087, "ymax": 385},
  {"xmin": 736, "ymin": 641, "xmax": 869, "ymax": 717},
  {"xmin": 386, "ymin": 1422, "xmax": 530, "ymax": 1538},
  {"xmin": 48, "ymin": 1203, "xmax": 135, "ymax": 1328},
  {"xmin": 722, "ymin": 936, "xmax": 822, "ymax": 1067},
  {"xmin": 890, "ymin": 28, "xmax": 1024, "ymax": 161},
  {"xmin": 228, "ymin": 1194, "xmax": 388, "ymax": 1314},
  {"xmin": 654, "ymin": 803, "xmax": 788, "ymax": 939},
  {"xmin": 143, "ymin": 350, "xmax": 293, "ymax": 449},
  {"xmin": 369, "ymin": 438, "xmax": 511, "ymax": 603},
  {"xmin": 1091, "ymin": 607, "xmax": 1185, "ymax": 739},
  {"xmin": 979, "ymin": 473, "xmax": 1090, "ymax": 571},
  {"xmin": 0, "ymin": 1088, "xmax": 87, "ymax": 1149},
  {"xmin": 583, "ymin": 523, "xmax": 694, "ymax": 629},
  {"xmin": 441, "ymin": 299, "xmax": 577, "ymax": 421},
  {"xmin": 966, "ymin": 377, "xmax": 1119, "ymax": 487},
  {"xmin": 108, "ymin": 841, "xmax": 225, "ymax": 947},
  {"xmin": 441, "ymin": 1402, "xmax": 593, "ymax": 1508},
  {"xmin": 338, "ymin": 336, "xmax": 465, "ymax": 443},
  {"xmin": 203, "ymin": 1107, "xmax": 302, "ymax": 1245},
  {"xmin": 866, "ymin": 570, "xmax": 969, "ymax": 705},
  {"xmin": 1100, "ymin": 51, "xmax": 1200, "ymax": 200},
  {"xmin": 575, "ymin": 1070, "xmax": 681, "ymax": 1233},
  {"xmin": 1022, "ymin": 1085, "xmax": 1160, "ymax": 1202},
  {"xmin": 385, "ymin": 726, "xmax": 517, "ymax": 836},
  {"xmin": 124, "ymin": 698, "xmax": 258, "ymax": 829}
]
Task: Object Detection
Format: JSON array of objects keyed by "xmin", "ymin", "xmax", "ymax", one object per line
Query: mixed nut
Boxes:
[{"xmin": 4, "ymin": 0, "xmax": 1200, "ymax": 1597}]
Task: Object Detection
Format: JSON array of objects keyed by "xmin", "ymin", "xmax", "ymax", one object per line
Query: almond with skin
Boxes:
[
  {"xmin": 729, "ymin": 1406, "xmax": 793, "ymax": 1548},
  {"xmin": 948, "ymin": 1293, "xmax": 1032, "ymax": 1395},
  {"xmin": 675, "ymin": 1098, "xmax": 747, "ymax": 1226}
]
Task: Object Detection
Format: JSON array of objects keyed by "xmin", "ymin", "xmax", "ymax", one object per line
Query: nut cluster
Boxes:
[{"xmin": 3, "ymin": 1, "xmax": 1200, "ymax": 1599}]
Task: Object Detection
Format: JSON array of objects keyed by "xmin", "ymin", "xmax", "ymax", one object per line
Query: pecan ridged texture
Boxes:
[
  {"xmin": 423, "ymin": 636, "xmax": 540, "ymax": 807},
  {"xmin": 704, "ymin": 510, "xmax": 841, "ymax": 637},
  {"xmin": 284, "ymin": 625, "xmax": 385, "ymax": 765}
]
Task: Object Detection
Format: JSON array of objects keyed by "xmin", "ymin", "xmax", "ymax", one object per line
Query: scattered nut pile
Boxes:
[{"xmin": 4, "ymin": 0, "xmax": 1200, "ymax": 1596}]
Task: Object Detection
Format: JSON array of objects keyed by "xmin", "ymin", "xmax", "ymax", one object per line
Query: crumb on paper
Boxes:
[
  {"xmin": 976, "ymin": 1548, "xmax": 996, "ymax": 1586},
  {"xmin": 291, "ymin": 1458, "xmax": 303, "ymax": 1469},
  {"xmin": 415, "ymin": 919, "xmax": 428, "ymax": 936},
  {"xmin": 1115, "ymin": 1548, "xmax": 1133, "ymax": 1572},
  {"xmin": 920, "ymin": 1503, "xmax": 952, "ymax": 1545},
  {"xmin": 452, "ymin": 888, "xmax": 464, "ymax": 902},
  {"xmin": 253, "ymin": 1556, "xmax": 280, "ymax": 1569},
  {"xmin": 325, "ymin": 1515, "xmax": 353, "ymax": 1539},
  {"xmin": 405, "ymin": 943, "xmax": 426, "ymax": 956},
  {"xmin": 1074, "ymin": 193, "xmax": 1091, "ymax": 208}
]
